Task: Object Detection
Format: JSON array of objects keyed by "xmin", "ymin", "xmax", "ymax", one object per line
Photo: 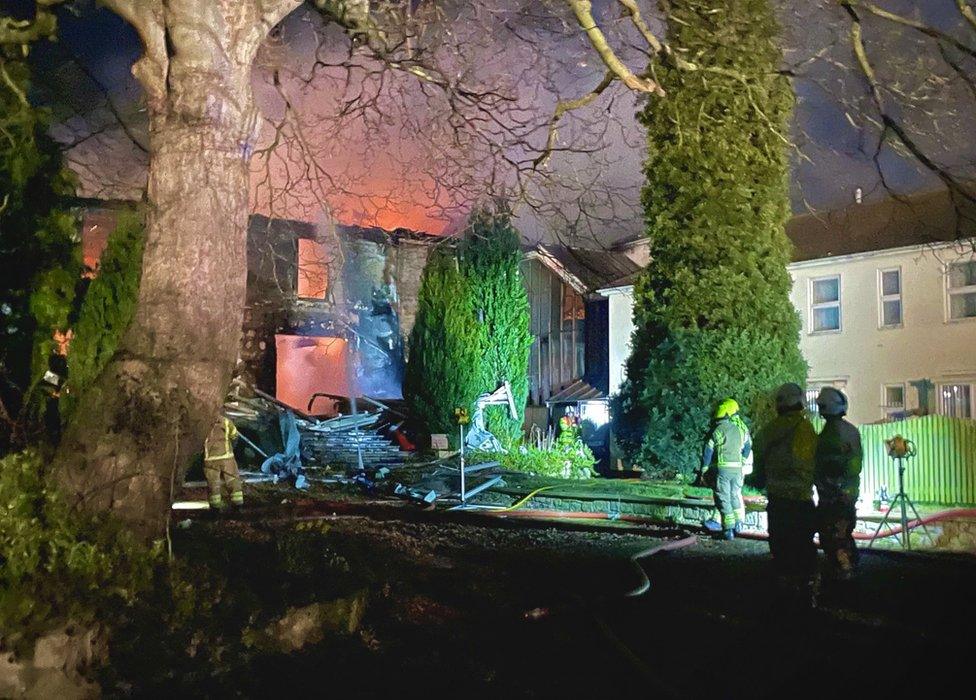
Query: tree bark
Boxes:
[{"xmin": 54, "ymin": 0, "xmax": 301, "ymax": 537}]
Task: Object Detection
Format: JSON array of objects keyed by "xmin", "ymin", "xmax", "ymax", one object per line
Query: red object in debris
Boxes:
[{"xmin": 392, "ymin": 428, "xmax": 416, "ymax": 452}]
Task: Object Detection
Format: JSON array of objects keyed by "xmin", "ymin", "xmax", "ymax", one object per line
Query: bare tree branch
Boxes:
[
  {"xmin": 564, "ymin": 0, "xmax": 664, "ymax": 96},
  {"xmin": 842, "ymin": 1, "xmax": 976, "ymax": 208}
]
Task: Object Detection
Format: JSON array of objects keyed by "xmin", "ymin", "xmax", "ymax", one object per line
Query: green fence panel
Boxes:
[{"xmin": 834, "ymin": 416, "xmax": 976, "ymax": 506}]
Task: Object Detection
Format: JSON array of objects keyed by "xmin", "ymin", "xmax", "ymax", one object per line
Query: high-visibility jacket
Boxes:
[
  {"xmin": 204, "ymin": 417, "xmax": 238, "ymax": 461},
  {"xmin": 703, "ymin": 416, "xmax": 751, "ymax": 469},
  {"xmin": 751, "ymin": 411, "xmax": 816, "ymax": 502},
  {"xmin": 815, "ymin": 416, "xmax": 862, "ymax": 501}
]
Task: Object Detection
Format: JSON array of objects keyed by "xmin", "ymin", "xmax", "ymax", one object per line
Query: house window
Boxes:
[
  {"xmin": 882, "ymin": 383, "xmax": 906, "ymax": 419},
  {"xmin": 947, "ymin": 260, "xmax": 976, "ymax": 320},
  {"xmin": 940, "ymin": 383, "xmax": 974, "ymax": 419},
  {"xmin": 809, "ymin": 275, "xmax": 841, "ymax": 332},
  {"xmin": 296, "ymin": 238, "xmax": 328, "ymax": 300},
  {"xmin": 878, "ymin": 268, "xmax": 902, "ymax": 327}
]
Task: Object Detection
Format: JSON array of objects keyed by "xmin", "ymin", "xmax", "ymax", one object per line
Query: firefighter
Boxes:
[
  {"xmin": 204, "ymin": 413, "xmax": 244, "ymax": 510},
  {"xmin": 815, "ymin": 387, "xmax": 862, "ymax": 580},
  {"xmin": 751, "ymin": 383, "xmax": 818, "ymax": 600},
  {"xmin": 701, "ymin": 398, "xmax": 751, "ymax": 540}
]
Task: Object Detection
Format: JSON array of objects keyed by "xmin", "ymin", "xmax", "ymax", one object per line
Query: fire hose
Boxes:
[{"xmin": 483, "ymin": 505, "xmax": 976, "ymax": 544}]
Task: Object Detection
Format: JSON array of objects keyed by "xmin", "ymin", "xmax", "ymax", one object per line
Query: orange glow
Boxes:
[
  {"xmin": 296, "ymin": 238, "xmax": 329, "ymax": 299},
  {"xmin": 53, "ymin": 329, "xmax": 73, "ymax": 356},
  {"xmin": 332, "ymin": 195, "xmax": 451, "ymax": 235},
  {"xmin": 275, "ymin": 335, "xmax": 350, "ymax": 416},
  {"xmin": 249, "ymin": 149, "xmax": 454, "ymax": 235},
  {"xmin": 81, "ymin": 210, "xmax": 118, "ymax": 274}
]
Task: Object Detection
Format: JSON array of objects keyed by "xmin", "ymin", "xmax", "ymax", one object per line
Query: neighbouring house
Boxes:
[
  {"xmin": 597, "ymin": 188, "xmax": 976, "ymax": 427},
  {"xmin": 78, "ymin": 207, "xmax": 437, "ymax": 416},
  {"xmin": 521, "ymin": 243, "xmax": 641, "ymax": 465},
  {"xmin": 788, "ymin": 190, "xmax": 976, "ymax": 425}
]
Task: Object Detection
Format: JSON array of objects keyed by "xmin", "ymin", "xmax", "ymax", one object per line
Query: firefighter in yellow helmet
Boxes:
[
  {"xmin": 204, "ymin": 413, "xmax": 244, "ymax": 510},
  {"xmin": 701, "ymin": 398, "xmax": 752, "ymax": 540}
]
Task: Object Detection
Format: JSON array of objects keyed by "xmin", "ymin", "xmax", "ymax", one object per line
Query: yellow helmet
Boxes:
[{"xmin": 714, "ymin": 398, "xmax": 739, "ymax": 419}]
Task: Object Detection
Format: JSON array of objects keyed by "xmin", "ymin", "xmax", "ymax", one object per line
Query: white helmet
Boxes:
[
  {"xmin": 816, "ymin": 387, "xmax": 848, "ymax": 417},
  {"xmin": 775, "ymin": 383, "xmax": 804, "ymax": 412}
]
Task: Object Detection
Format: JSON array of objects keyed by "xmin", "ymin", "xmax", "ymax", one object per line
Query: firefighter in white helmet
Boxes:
[
  {"xmin": 752, "ymin": 383, "xmax": 818, "ymax": 605},
  {"xmin": 815, "ymin": 387, "xmax": 862, "ymax": 580}
]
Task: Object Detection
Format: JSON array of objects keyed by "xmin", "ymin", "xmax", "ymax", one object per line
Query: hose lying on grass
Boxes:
[{"xmin": 487, "ymin": 505, "xmax": 976, "ymax": 546}]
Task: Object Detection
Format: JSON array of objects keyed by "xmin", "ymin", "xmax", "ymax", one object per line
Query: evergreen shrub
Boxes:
[
  {"xmin": 459, "ymin": 206, "xmax": 532, "ymax": 446},
  {"xmin": 614, "ymin": 0, "xmax": 806, "ymax": 477}
]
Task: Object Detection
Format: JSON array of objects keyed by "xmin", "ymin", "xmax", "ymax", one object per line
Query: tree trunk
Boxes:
[{"xmin": 54, "ymin": 0, "xmax": 301, "ymax": 537}]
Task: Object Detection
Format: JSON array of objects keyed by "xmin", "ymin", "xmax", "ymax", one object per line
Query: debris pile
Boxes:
[
  {"xmin": 301, "ymin": 413, "xmax": 406, "ymax": 469},
  {"xmin": 225, "ymin": 391, "xmax": 409, "ymax": 488}
]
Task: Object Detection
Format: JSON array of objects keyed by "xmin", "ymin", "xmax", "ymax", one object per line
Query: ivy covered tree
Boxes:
[
  {"xmin": 404, "ymin": 250, "xmax": 483, "ymax": 443},
  {"xmin": 613, "ymin": 0, "xmax": 806, "ymax": 477},
  {"xmin": 63, "ymin": 210, "xmax": 145, "ymax": 420},
  {"xmin": 459, "ymin": 206, "xmax": 532, "ymax": 446},
  {"xmin": 0, "ymin": 37, "xmax": 79, "ymax": 450}
]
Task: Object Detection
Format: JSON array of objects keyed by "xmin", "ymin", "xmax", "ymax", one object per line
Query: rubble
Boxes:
[{"xmin": 225, "ymin": 391, "xmax": 410, "ymax": 488}]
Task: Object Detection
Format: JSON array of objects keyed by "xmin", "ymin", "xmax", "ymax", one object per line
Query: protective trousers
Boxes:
[
  {"xmin": 818, "ymin": 495, "xmax": 858, "ymax": 578},
  {"xmin": 714, "ymin": 467, "xmax": 744, "ymax": 529},
  {"xmin": 767, "ymin": 498, "xmax": 817, "ymax": 579},
  {"xmin": 204, "ymin": 456, "xmax": 243, "ymax": 508}
]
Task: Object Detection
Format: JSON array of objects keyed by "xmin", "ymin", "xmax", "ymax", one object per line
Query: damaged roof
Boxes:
[
  {"xmin": 787, "ymin": 187, "xmax": 976, "ymax": 262},
  {"xmin": 248, "ymin": 214, "xmax": 437, "ymax": 245},
  {"xmin": 527, "ymin": 243, "xmax": 642, "ymax": 294}
]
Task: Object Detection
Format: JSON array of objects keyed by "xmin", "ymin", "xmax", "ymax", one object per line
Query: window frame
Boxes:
[
  {"xmin": 808, "ymin": 274, "xmax": 842, "ymax": 334},
  {"xmin": 881, "ymin": 382, "xmax": 907, "ymax": 420},
  {"xmin": 938, "ymin": 382, "xmax": 975, "ymax": 419},
  {"xmin": 877, "ymin": 267, "xmax": 903, "ymax": 329},
  {"xmin": 946, "ymin": 260, "xmax": 976, "ymax": 323},
  {"xmin": 295, "ymin": 237, "xmax": 329, "ymax": 301}
]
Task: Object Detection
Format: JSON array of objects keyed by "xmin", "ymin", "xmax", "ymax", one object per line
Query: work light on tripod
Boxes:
[{"xmin": 870, "ymin": 434, "xmax": 932, "ymax": 550}]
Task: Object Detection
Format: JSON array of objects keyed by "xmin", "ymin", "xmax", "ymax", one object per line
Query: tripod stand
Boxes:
[{"xmin": 868, "ymin": 451, "xmax": 933, "ymax": 550}]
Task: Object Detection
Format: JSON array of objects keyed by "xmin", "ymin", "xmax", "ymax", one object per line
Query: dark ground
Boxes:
[{"xmin": 118, "ymin": 507, "xmax": 976, "ymax": 698}]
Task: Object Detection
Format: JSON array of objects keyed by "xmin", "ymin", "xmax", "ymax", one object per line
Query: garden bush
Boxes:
[
  {"xmin": 470, "ymin": 440, "xmax": 595, "ymax": 480},
  {"xmin": 0, "ymin": 450, "xmax": 159, "ymax": 649}
]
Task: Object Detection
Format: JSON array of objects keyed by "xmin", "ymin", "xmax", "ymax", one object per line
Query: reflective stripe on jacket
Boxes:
[
  {"xmin": 204, "ymin": 417, "xmax": 238, "ymax": 461},
  {"xmin": 704, "ymin": 416, "xmax": 751, "ymax": 468},
  {"xmin": 752, "ymin": 411, "xmax": 816, "ymax": 502}
]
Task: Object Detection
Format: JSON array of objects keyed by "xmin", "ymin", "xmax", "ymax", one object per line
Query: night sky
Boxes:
[{"xmin": 14, "ymin": 0, "xmax": 976, "ymax": 240}]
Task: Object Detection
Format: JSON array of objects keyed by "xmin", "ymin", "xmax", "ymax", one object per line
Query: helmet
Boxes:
[
  {"xmin": 816, "ymin": 387, "xmax": 848, "ymax": 417},
  {"xmin": 775, "ymin": 383, "xmax": 804, "ymax": 412},
  {"xmin": 714, "ymin": 398, "xmax": 739, "ymax": 419}
]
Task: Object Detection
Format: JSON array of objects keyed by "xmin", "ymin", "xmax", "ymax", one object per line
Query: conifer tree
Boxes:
[
  {"xmin": 404, "ymin": 251, "xmax": 483, "ymax": 442},
  {"xmin": 460, "ymin": 206, "xmax": 532, "ymax": 445},
  {"xmin": 613, "ymin": 0, "xmax": 806, "ymax": 477}
]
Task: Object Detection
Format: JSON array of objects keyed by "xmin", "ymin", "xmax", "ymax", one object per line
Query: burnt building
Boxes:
[
  {"xmin": 241, "ymin": 215, "xmax": 437, "ymax": 414},
  {"xmin": 77, "ymin": 207, "xmax": 436, "ymax": 415}
]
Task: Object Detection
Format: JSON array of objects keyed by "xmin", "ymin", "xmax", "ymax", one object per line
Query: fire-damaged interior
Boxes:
[{"xmin": 241, "ymin": 215, "xmax": 435, "ymax": 415}]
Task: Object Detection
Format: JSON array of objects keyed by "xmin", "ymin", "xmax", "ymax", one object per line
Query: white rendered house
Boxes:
[{"xmin": 600, "ymin": 189, "xmax": 976, "ymax": 425}]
